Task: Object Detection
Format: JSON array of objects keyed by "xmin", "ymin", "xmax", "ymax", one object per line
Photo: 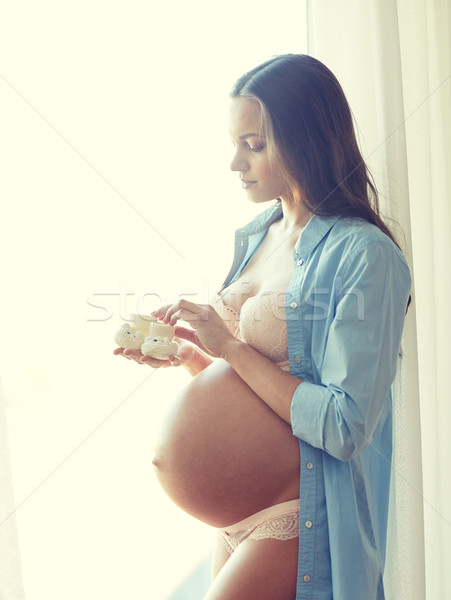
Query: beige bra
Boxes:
[{"xmin": 212, "ymin": 289, "xmax": 290, "ymax": 371}]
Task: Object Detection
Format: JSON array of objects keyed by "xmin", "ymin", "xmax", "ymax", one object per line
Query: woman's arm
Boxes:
[
  {"xmin": 289, "ymin": 242, "xmax": 411, "ymax": 460},
  {"xmin": 220, "ymin": 338, "xmax": 301, "ymax": 424},
  {"xmin": 115, "ymin": 340, "xmax": 213, "ymax": 377},
  {"xmin": 180, "ymin": 345, "xmax": 214, "ymax": 376}
]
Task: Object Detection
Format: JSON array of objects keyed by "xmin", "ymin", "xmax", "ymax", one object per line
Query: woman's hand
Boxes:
[
  {"xmin": 113, "ymin": 336, "xmax": 196, "ymax": 368},
  {"xmin": 151, "ymin": 300, "xmax": 236, "ymax": 359}
]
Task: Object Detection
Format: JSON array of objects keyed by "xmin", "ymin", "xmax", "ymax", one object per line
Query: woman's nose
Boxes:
[{"xmin": 230, "ymin": 149, "xmax": 249, "ymax": 173}]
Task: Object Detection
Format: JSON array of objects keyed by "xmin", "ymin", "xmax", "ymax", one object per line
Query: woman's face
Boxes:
[{"xmin": 229, "ymin": 96, "xmax": 289, "ymax": 204}]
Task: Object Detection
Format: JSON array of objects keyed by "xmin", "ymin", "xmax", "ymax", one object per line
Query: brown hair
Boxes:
[{"xmin": 231, "ymin": 54, "xmax": 400, "ymax": 248}]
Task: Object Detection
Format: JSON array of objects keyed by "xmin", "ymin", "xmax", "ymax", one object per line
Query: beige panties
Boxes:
[{"xmin": 218, "ymin": 499, "xmax": 300, "ymax": 554}]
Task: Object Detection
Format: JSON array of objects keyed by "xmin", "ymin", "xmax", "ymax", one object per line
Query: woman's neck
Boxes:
[{"xmin": 278, "ymin": 198, "xmax": 312, "ymax": 232}]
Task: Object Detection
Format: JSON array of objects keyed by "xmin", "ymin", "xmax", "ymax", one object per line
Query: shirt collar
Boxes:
[
  {"xmin": 240, "ymin": 203, "xmax": 340, "ymax": 255},
  {"xmin": 237, "ymin": 203, "xmax": 283, "ymax": 236},
  {"xmin": 294, "ymin": 214, "xmax": 341, "ymax": 261}
]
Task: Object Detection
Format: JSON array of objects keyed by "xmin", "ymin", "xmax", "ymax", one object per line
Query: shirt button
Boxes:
[
  {"xmin": 306, "ymin": 462, "xmax": 314, "ymax": 470},
  {"xmin": 297, "ymin": 258, "xmax": 304, "ymax": 266},
  {"xmin": 305, "ymin": 520, "xmax": 313, "ymax": 529},
  {"xmin": 290, "ymin": 301, "xmax": 298, "ymax": 309},
  {"xmin": 294, "ymin": 355, "xmax": 301, "ymax": 363},
  {"xmin": 303, "ymin": 575, "xmax": 311, "ymax": 583}
]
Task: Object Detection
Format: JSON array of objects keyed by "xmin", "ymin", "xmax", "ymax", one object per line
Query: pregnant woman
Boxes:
[{"xmin": 115, "ymin": 54, "xmax": 411, "ymax": 600}]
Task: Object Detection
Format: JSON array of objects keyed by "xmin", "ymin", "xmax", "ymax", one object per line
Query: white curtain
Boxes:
[{"xmin": 308, "ymin": 1, "xmax": 451, "ymax": 598}]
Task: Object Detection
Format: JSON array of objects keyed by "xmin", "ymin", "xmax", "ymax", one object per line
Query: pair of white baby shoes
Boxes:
[{"xmin": 114, "ymin": 313, "xmax": 179, "ymax": 360}]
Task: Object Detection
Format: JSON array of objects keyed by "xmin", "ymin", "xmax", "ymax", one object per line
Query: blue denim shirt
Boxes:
[{"xmin": 220, "ymin": 202, "xmax": 411, "ymax": 600}]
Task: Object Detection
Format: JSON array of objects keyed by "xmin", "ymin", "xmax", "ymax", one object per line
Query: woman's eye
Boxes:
[{"xmin": 230, "ymin": 140, "xmax": 265, "ymax": 153}]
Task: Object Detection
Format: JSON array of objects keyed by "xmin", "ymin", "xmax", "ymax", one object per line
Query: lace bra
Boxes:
[{"xmin": 212, "ymin": 289, "xmax": 290, "ymax": 371}]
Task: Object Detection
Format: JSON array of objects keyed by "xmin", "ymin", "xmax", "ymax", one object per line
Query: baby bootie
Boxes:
[
  {"xmin": 141, "ymin": 321, "xmax": 179, "ymax": 360},
  {"xmin": 114, "ymin": 313, "xmax": 158, "ymax": 349},
  {"xmin": 114, "ymin": 323, "xmax": 145, "ymax": 349}
]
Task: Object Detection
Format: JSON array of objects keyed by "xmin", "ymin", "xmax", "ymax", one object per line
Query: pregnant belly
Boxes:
[{"xmin": 152, "ymin": 359, "xmax": 300, "ymax": 527}]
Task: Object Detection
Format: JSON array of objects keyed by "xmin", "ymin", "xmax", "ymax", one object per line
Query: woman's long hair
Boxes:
[{"xmin": 231, "ymin": 54, "xmax": 400, "ymax": 248}]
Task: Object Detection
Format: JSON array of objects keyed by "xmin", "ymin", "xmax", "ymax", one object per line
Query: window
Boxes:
[{"xmin": 0, "ymin": 2, "xmax": 307, "ymax": 598}]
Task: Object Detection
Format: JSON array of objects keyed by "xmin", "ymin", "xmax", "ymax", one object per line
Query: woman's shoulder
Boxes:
[
  {"xmin": 327, "ymin": 216, "xmax": 406, "ymax": 259},
  {"xmin": 331, "ymin": 215, "xmax": 393, "ymax": 243},
  {"xmin": 324, "ymin": 216, "xmax": 411, "ymax": 283}
]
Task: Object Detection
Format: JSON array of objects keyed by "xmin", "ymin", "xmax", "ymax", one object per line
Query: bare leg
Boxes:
[
  {"xmin": 211, "ymin": 538, "xmax": 231, "ymax": 580},
  {"xmin": 204, "ymin": 537, "xmax": 298, "ymax": 600}
]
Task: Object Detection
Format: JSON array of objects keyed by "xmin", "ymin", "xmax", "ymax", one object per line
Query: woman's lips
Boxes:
[{"xmin": 241, "ymin": 180, "xmax": 257, "ymax": 189}]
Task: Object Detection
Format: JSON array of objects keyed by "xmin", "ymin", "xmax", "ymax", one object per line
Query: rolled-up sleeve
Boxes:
[{"xmin": 290, "ymin": 241, "xmax": 411, "ymax": 461}]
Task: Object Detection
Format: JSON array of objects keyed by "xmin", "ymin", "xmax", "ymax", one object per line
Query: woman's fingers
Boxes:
[
  {"xmin": 123, "ymin": 348, "xmax": 142, "ymax": 360},
  {"xmin": 124, "ymin": 349, "xmax": 151, "ymax": 364},
  {"xmin": 168, "ymin": 354, "xmax": 181, "ymax": 366},
  {"xmin": 157, "ymin": 299, "xmax": 207, "ymax": 326},
  {"xmin": 140, "ymin": 355, "xmax": 172, "ymax": 368},
  {"xmin": 113, "ymin": 346, "xmax": 134, "ymax": 361},
  {"xmin": 174, "ymin": 325, "xmax": 197, "ymax": 344},
  {"xmin": 114, "ymin": 347, "xmax": 171, "ymax": 368},
  {"xmin": 151, "ymin": 305, "xmax": 172, "ymax": 320}
]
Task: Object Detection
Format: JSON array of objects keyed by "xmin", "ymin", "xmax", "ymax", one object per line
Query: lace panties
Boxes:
[{"xmin": 218, "ymin": 499, "xmax": 300, "ymax": 554}]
